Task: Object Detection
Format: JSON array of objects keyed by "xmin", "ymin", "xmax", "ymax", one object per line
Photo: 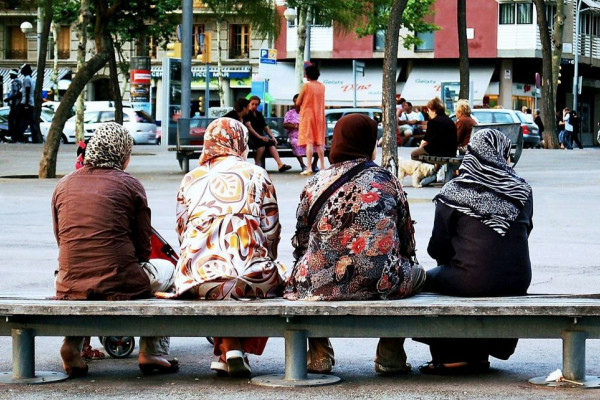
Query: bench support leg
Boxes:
[
  {"xmin": 529, "ymin": 330, "xmax": 600, "ymax": 389},
  {"xmin": 251, "ymin": 329, "xmax": 340, "ymax": 387},
  {"xmin": 0, "ymin": 328, "xmax": 68, "ymax": 384}
]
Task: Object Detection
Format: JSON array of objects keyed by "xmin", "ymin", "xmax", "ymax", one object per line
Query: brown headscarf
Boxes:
[
  {"xmin": 198, "ymin": 117, "xmax": 249, "ymax": 164},
  {"xmin": 329, "ymin": 113, "xmax": 378, "ymax": 164}
]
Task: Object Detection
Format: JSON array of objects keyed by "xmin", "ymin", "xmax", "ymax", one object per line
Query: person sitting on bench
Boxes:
[
  {"xmin": 52, "ymin": 122, "xmax": 178, "ymax": 378},
  {"xmin": 410, "ymin": 97, "xmax": 458, "ymax": 186},
  {"xmin": 158, "ymin": 118, "xmax": 287, "ymax": 378},
  {"xmin": 285, "ymin": 114, "xmax": 426, "ymax": 375},
  {"xmin": 416, "ymin": 128, "xmax": 533, "ymax": 375}
]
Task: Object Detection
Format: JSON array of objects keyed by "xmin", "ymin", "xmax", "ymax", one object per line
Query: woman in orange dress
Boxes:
[{"xmin": 297, "ymin": 64, "xmax": 326, "ymax": 175}]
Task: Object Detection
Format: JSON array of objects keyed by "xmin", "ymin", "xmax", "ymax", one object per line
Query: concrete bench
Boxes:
[{"xmin": 1, "ymin": 294, "xmax": 599, "ymax": 388}]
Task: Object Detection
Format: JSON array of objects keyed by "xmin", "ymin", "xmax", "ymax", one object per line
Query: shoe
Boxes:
[
  {"xmin": 81, "ymin": 345, "xmax": 106, "ymax": 360},
  {"xmin": 138, "ymin": 359, "xmax": 180, "ymax": 375},
  {"xmin": 225, "ymin": 350, "xmax": 252, "ymax": 377},
  {"xmin": 64, "ymin": 364, "xmax": 89, "ymax": 378},
  {"xmin": 307, "ymin": 356, "xmax": 333, "ymax": 374},
  {"xmin": 210, "ymin": 360, "xmax": 229, "ymax": 377},
  {"xmin": 313, "ymin": 166, "xmax": 320, "ymax": 173},
  {"xmin": 375, "ymin": 362, "xmax": 411, "ymax": 375},
  {"xmin": 278, "ymin": 164, "xmax": 292, "ymax": 172},
  {"xmin": 301, "ymin": 166, "xmax": 307, "ymax": 172},
  {"xmin": 300, "ymin": 169, "xmax": 314, "ymax": 176},
  {"xmin": 419, "ymin": 360, "xmax": 490, "ymax": 375},
  {"xmin": 419, "ymin": 173, "xmax": 437, "ymax": 187}
]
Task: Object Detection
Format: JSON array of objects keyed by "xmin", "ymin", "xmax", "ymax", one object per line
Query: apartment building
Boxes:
[{"xmin": 1, "ymin": 1, "xmax": 599, "ymax": 143}]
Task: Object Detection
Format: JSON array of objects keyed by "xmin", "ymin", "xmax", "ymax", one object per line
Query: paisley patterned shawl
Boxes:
[
  {"xmin": 84, "ymin": 122, "xmax": 133, "ymax": 169},
  {"xmin": 434, "ymin": 128, "xmax": 532, "ymax": 235}
]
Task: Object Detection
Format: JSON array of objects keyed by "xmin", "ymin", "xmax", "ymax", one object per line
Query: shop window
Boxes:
[
  {"xmin": 229, "ymin": 24, "xmax": 250, "ymax": 59},
  {"xmin": 6, "ymin": 26, "xmax": 27, "ymax": 59},
  {"xmin": 415, "ymin": 31, "xmax": 434, "ymax": 52}
]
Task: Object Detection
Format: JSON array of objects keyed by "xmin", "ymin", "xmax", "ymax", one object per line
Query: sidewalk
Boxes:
[{"xmin": 0, "ymin": 142, "xmax": 599, "ymax": 399}]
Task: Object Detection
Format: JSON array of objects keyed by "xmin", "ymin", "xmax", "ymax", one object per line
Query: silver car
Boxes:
[
  {"xmin": 470, "ymin": 109, "xmax": 540, "ymax": 148},
  {"xmin": 62, "ymin": 108, "xmax": 157, "ymax": 144}
]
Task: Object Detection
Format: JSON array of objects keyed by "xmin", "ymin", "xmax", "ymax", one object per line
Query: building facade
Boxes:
[{"xmin": 2, "ymin": 1, "xmax": 599, "ymax": 145}]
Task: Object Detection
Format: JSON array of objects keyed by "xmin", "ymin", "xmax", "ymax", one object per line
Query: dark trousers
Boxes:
[
  {"xmin": 8, "ymin": 106, "xmax": 24, "ymax": 142},
  {"xmin": 572, "ymin": 131, "xmax": 584, "ymax": 149},
  {"xmin": 19, "ymin": 105, "xmax": 42, "ymax": 143},
  {"xmin": 414, "ymin": 337, "xmax": 518, "ymax": 363}
]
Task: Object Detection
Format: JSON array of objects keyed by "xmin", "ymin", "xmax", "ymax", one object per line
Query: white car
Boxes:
[{"xmin": 62, "ymin": 108, "xmax": 157, "ymax": 144}]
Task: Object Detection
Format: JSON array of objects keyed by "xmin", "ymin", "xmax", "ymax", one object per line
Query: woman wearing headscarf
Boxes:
[
  {"xmin": 285, "ymin": 114, "xmax": 426, "ymax": 375},
  {"xmin": 160, "ymin": 117, "xmax": 286, "ymax": 378},
  {"xmin": 52, "ymin": 122, "xmax": 178, "ymax": 377},
  {"xmin": 416, "ymin": 128, "xmax": 533, "ymax": 375}
]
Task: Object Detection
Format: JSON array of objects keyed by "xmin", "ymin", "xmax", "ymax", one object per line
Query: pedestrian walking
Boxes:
[
  {"xmin": 3, "ymin": 69, "xmax": 23, "ymax": 142},
  {"xmin": 570, "ymin": 110, "xmax": 583, "ymax": 149},
  {"xmin": 18, "ymin": 64, "xmax": 43, "ymax": 143},
  {"xmin": 297, "ymin": 64, "xmax": 326, "ymax": 175}
]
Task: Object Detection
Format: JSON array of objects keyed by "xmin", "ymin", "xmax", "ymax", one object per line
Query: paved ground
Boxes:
[{"xmin": 0, "ymin": 142, "xmax": 599, "ymax": 399}]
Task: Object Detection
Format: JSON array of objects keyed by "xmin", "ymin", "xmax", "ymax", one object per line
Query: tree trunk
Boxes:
[
  {"xmin": 295, "ymin": 6, "xmax": 307, "ymax": 92},
  {"xmin": 75, "ymin": 0, "xmax": 90, "ymax": 144},
  {"xmin": 552, "ymin": 1, "xmax": 566, "ymax": 93},
  {"xmin": 381, "ymin": 0, "xmax": 409, "ymax": 174},
  {"xmin": 457, "ymin": 0, "xmax": 469, "ymax": 100},
  {"xmin": 35, "ymin": 2, "xmax": 54, "ymax": 141},
  {"xmin": 107, "ymin": 36, "xmax": 123, "ymax": 124},
  {"xmin": 533, "ymin": 0, "xmax": 559, "ymax": 149}
]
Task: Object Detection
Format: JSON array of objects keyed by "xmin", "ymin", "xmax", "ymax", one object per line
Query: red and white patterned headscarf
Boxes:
[{"xmin": 199, "ymin": 117, "xmax": 249, "ymax": 165}]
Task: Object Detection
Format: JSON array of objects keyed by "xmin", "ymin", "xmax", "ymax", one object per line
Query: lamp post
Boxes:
[{"xmin": 573, "ymin": 0, "xmax": 583, "ymax": 112}]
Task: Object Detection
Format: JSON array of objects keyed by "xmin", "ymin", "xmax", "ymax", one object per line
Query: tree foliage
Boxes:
[{"xmin": 40, "ymin": 0, "xmax": 181, "ymax": 178}]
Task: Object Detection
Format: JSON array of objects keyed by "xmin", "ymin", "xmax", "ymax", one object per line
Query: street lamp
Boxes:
[{"xmin": 572, "ymin": 0, "xmax": 600, "ymax": 112}]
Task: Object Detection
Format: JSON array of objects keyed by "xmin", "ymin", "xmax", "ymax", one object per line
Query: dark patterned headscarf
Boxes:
[
  {"xmin": 84, "ymin": 122, "xmax": 133, "ymax": 170},
  {"xmin": 329, "ymin": 113, "xmax": 378, "ymax": 163},
  {"xmin": 199, "ymin": 117, "xmax": 249, "ymax": 164},
  {"xmin": 434, "ymin": 128, "xmax": 532, "ymax": 235}
]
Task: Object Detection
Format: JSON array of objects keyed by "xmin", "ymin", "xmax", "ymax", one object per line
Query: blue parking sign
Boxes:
[{"xmin": 260, "ymin": 48, "xmax": 277, "ymax": 65}]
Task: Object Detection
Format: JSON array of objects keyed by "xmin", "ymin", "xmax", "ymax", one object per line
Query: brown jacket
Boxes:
[
  {"xmin": 52, "ymin": 167, "xmax": 152, "ymax": 300},
  {"xmin": 456, "ymin": 116, "xmax": 477, "ymax": 147}
]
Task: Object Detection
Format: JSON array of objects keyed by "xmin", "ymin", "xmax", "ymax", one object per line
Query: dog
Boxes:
[{"xmin": 397, "ymin": 158, "xmax": 435, "ymax": 188}]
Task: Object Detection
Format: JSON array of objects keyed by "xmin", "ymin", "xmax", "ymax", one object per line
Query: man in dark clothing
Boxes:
[
  {"xmin": 570, "ymin": 110, "xmax": 583, "ymax": 149},
  {"xmin": 3, "ymin": 69, "xmax": 22, "ymax": 142},
  {"xmin": 18, "ymin": 64, "xmax": 43, "ymax": 143}
]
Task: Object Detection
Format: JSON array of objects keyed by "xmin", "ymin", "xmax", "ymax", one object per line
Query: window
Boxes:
[
  {"xmin": 229, "ymin": 24, "xmax": 250, "ymax": 59},
  {"xmin": 57, "ymin": 26, "xmax": 70, "ymax": 59},
  {"xmin": 415, "ymin": 31, "xmax": 434, "ymax": 52},
  {"xmin": 500, "ymin": 3, "xmax": 534, "ymax": 25},
  {"xmin": 516, "ymin": 3, "xmax": 533, "ymax": 24},
  {"xmin": 374, "ymin": 30, "xmax": 385, "ymax": 51},
  {"xmin": 499, "ymin": 3, "xmax": 515, "ymax": 25},
  {"xmin": 7, "ymin": 26, "xmax": 27, "ymax": 59},
  {"xmin": 193, "ymin": 24, "xmax": 205, "ymax": 56},
  {"xmin": 545, "ymin": 4, "xmax": 556, "ymax": 31}
]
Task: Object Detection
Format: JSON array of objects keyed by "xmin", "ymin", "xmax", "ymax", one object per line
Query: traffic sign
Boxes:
[{"xmin": 260, "ymin": 48, "xmax": 277, "ymax": 65}]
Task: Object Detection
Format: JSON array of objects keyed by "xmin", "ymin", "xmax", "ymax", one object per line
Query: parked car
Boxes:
[
  {"xmin": 0, "ymin": 106, "xmax": 53, "ymax": 142},
  {"xmin": 468, "ymin": 109, "xmax": 540, "ymax": 148},
  {"xmin": 325, "ymin": 108, "xmax": 383, "ymax": 145},
  {"xmin": 62, "ymin": 108, "xmax": 157, "ymax": 144}
]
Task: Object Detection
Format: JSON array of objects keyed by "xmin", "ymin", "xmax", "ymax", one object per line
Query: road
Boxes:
[{"xmin": 0, "ymin": 142, "xmax": 598, "ymax": 399}]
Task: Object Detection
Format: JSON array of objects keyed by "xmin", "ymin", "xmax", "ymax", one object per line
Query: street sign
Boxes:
[
  {"xmin": 561, "ymin": 58, "xmax": 575, "ymax": 65},
  {"xmin": 260, "ymin": 48, "xmax": 277, "ymax": 65}
]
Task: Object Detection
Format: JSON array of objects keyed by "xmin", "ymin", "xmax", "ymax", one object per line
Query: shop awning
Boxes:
[
  {"xmin": 400, "ymin": 65, "xmax": 494, "ymax": 107},
  {"xmin": 0, "ymin": 68, "xmax": 71, "ymax": 91}
]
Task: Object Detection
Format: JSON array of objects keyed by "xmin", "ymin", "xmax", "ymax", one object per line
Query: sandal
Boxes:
[
  {"xmin": 419, "ymin": 360, "xmax": 490, "ymax": 375},
  {"xmin": 81, "ymin": 345, "xmax": 106, "ymax": 360},
  {"xmin": 278, "ymin": 164, "xmax": 292, "ymax": 172}
]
